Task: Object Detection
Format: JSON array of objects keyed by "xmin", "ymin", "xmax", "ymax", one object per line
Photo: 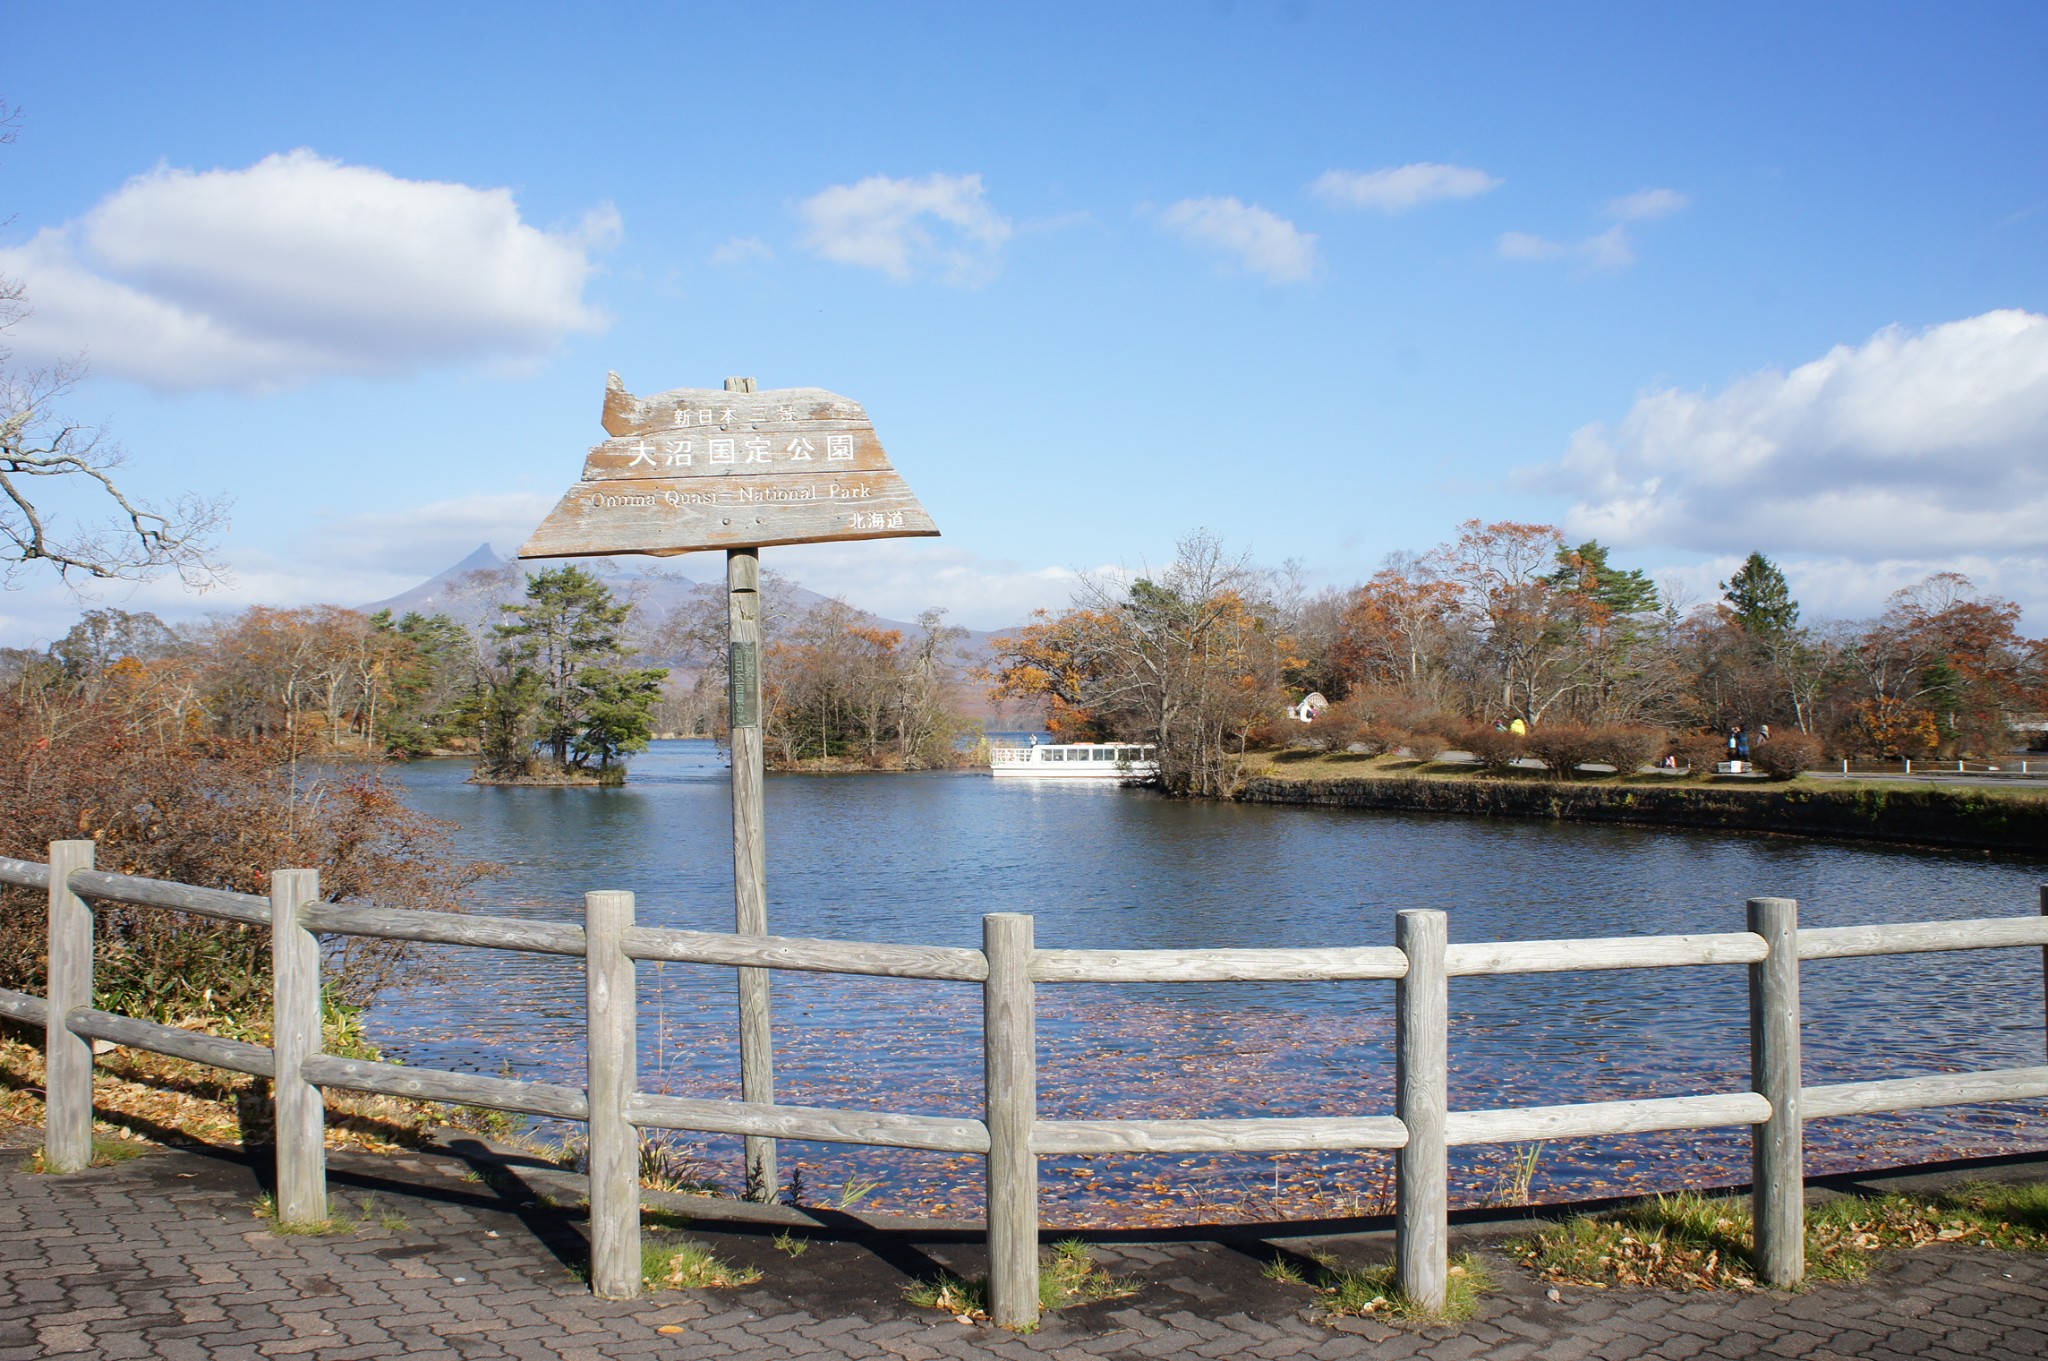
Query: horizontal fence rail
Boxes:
[
  {"xmin": 0, "ymin": 856, "xmax": 50, "ymax": 891},
  {"xmin": 1802, "ymin": 1066, "xmax": 2048, "ymax": 1119},
  {"xmin": 628, "ymin": 1092, "xmax": 991, "ymax": 1153},
  {"xmin": 1033, "ymin": 1114, "xmax": 1408, "ymax": 1154},
  {"xmin": 1444, "ymin": 1092, "xmax": 1775, "ymax": 1146},
  {"xmin": 623, "ymin": 925, "xmax": 984, "ymax": 980},
  {"xmin": 1031, "ymin": 944, "xmax": 1407, "ymax": 983},
  {"xmin": 1444, "ymin": 931, "xmax": 1770, "ymax": 975},
  {"xmin": 1798, "ymin": 917, "xmax": 2048, "ymax": 959},
  {"xmin": 303, "ymin": 1055, "xmax": 592, "ymax": 1121},
  {"xmin": 67, "ymin": 868, "xmax": 271, "ymax": 925},
  {"xmin": 3, "ymin": 841, "xmax": 2045, "ymax": 1328},
  {"xmin": 303, "ymin": 903, "xmax": 588, "ymax": 956}
]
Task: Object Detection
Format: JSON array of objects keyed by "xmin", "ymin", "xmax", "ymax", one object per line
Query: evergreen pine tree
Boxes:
[{"xmin": 1720, "ymin": 552, "xmax": 1800, "ymax": 638}]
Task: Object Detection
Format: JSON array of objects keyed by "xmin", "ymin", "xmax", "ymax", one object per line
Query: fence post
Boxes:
[
  {"xmin": 585, "ymin": 889, "xmax": 640, "ymax": 1299},
  {"xmin": 43, "ymin": 839, "xmax": 96, "ymax": 1174},
  {"xmin": 1396, "ymin": 908, "xmax": 1449, "ymax": 1312},
  {"xmin": 2039, "ymin": 885, "xmax": 2046, "ymax": 1066},
  {"xmin": 983, "ymin": 912, "xmax": 1039, "ymax": 1330},
  {"xmin": 271, "ymin": 869, "xmax": 327, "ymax": 1226},
  {"xmin": 1747, "ymin": 896, "xmax": 1804, "ymax": 1289}
]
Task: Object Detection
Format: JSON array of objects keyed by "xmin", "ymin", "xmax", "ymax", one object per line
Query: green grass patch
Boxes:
[
  {"xmin": 641, "ymin": 1235, "xmax": 760, "ymax": 1290},
  {"xmin": 252, "ymin": 1192, "xmax": 403, "ymax": 1236},
  {"xmin": 904, "ymin": 1239, "xmax": 1137, "ymax": 1328},
  {"xmin": 1512, "ymin": 1183, "xmax": 2048, "ymax": 1293},
  {"xmin": 26, "ymin": 1135, "xmax": 152, "ymax": 1173},
  {"xmin": 1266, "ymin": 1249, "xmax": 1492, "ymax": 1323},
  {"xmin": 639, "ymin": 1205, "xmax": 757, "ymax": 1290}
]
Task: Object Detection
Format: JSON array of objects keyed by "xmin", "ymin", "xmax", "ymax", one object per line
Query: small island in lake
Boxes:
[{"xmin": 470, "ymin": 565, "xmax": 664, "ymax": 789}]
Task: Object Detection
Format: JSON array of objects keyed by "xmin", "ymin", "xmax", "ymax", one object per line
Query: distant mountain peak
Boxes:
[{"xmin": 451, "ymin": 543, "xmax": 504, "ymax": 572}]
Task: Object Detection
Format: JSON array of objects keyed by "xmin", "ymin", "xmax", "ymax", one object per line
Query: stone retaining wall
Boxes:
[{"xmin": 1238, "ymin": 774, "xmax": 2048, "ymax": 853}]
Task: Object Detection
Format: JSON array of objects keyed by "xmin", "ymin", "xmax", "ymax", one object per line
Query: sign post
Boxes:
[
  {"xmin": 523, "ymin": 372, "xmax": 938, "ymax": 1201},
  {"xmin": 725, "ymin": 541, "xmax": 772, "ymax": 1197}
]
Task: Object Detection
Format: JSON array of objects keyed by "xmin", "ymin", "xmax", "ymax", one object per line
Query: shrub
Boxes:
[
  {"xmin": 0, "ymin": 687, "xmax": 492, "ymax": 1021},
  {"xmin": 1345, "ymin": 687, "xmax": 1443, "ymax": 734},
  {"xmin": 1350, "ymin": 722, "xmax": 1408, "ymax": 758},
  {"xmin": 1751, "ymin": 731, "xmax": 1821, "ymax": 781},
  {"xmin": 1525, "ymin": 722, "xmax": 1604, "ymax": 780},
  {"xmin": 1668, "ymin": 732, "xmax": 1728, "ymax": 775},
  {"xmin": 1589, "ymin": 726, "xmax": 1664, "ymax": 777},
  {"xmin": 1459, "ymin": 724, "xmax": 1526, "ymax": 771},
  {"xmin": 1403, "ymin": 729, "xmax": 1448, "ymax": 762},
  {"xmin": 1298, "ymin": 700, "xmax": 1365, "ymax": 753}
]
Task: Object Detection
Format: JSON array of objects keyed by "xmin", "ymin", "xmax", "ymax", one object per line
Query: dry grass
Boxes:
[
  {"xmin": 904, "ymin": 1239, "xmax": 1138, "ymax": 1328},
  {"xmin": 253, "ymin": 1191, "xmax": 409, "ymax": 1236},
  {"xmin": 1265, "ymin": 1249, "xmax": 1493, "ymax": 1323},
  {"xmin": 0, "ymin": 1031, "xmax": 532, "ymax": 1157},
  {"xmin": 1510, "ymin": 1183, "xmax": 2048, "ymax": 1292}
]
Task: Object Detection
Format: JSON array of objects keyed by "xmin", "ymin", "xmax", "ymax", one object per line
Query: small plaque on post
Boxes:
[
  {"xmin": 729, "ymin": 642, "xmax": 759, "ymax": 728},
  {"xmin": 519, "ymin": 373, "xmax": 939, "ymax": 559}
]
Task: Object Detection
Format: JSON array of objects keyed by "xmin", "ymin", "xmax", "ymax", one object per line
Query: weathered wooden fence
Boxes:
[{"xmin": 3, "ymin": 840, "xmax": 2047, "ymax": 1328}]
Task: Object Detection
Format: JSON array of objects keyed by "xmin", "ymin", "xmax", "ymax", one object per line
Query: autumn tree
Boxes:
[
  {"xmin": 760, "ymin": 598, "xmax": 969, "ymax": 767},
  {"xmin": 990, "ymin": 530, "xmax": 1292, "ymax": 796},
  {"xmin": 1841, "ymin": 573, "xmax": 2029, "ymax": 756},
  {"xmin": 1430, "ymin": 520, "xmax": 1588, "ymax": 723},
  {"xmin": 1332, "ymin": 555, "xmax": 1463, "ymax": 706}
]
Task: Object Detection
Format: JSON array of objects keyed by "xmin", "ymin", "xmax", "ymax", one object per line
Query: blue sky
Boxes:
[{"xmin": 4, "ymin": 1, "xmax": 2047, "ymax": 639}]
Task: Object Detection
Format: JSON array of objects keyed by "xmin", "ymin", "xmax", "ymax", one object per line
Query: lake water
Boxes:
[{"xmin": 371, "ymin": 739, "xmax": 2048, "ymax": 1227}]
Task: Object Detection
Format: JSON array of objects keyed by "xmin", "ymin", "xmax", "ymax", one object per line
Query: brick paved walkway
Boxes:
[{"xmin": 3, "ymin": 1125, "xmax": 2046, "ymax": 1360}]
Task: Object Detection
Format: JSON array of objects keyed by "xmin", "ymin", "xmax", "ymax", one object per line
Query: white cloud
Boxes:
[
  {"xmin": 1499, "ymin": 187, "xmax": 1684, "ymax": 273},
  {"xmin": 0, "ymin": 150, "xmax": 615, "ymax": 393},
  {"xmin": 1540, "ymin": 310, "xmax": 2048, "ymax": 562},
  {"xmin": 1310, "ymin": 163, "xmax": 1501, "ymax": 213},
  {"xmin": 1497, "ymin": 231, "xmax": 1568, "ymax": 262},
  {"xmin": 1583, "ymin": 224, "xmax": 1636, "ymax": 271},
  {"xmin": 1159, "ymin": 197, "xmax": 1318, "ymax": 284},
  {"xmin": 1648, "ymin": 552, "xmax": 2048, "ymax": 626},
  {"xmin": 710, "ymin": 236, "xmax": 774, "ymax": 267},
  {"xmin": 770, "ymin": 539, "xmax": 1094, "ymax": 630},
  {"xmin": 1606, "ymin": 187, "xmax": 1689, "ymax": 221},
  {"xmin": 1498, "ymin": 223, "xmax": 1635, "ymax": 271},
  {"xmin": 795, "ymin": 172, "xmax": 1011, "ymax": 285}
]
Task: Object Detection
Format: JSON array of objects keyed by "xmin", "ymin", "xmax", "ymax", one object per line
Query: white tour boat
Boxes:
[{"xmin": 988, "ymin": 741, "xmax": 1160, "ymax": 781}]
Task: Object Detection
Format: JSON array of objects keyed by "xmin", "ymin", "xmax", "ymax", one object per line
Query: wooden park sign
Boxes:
[{"xmin": 520, "ymin": 373, "xmax": 938, "ymax": 559}]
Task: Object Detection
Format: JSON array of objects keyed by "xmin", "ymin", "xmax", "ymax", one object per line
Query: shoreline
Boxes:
[{"xmin": 1238, "ymin": 757, "xmax": 2048, "ymax": 854}]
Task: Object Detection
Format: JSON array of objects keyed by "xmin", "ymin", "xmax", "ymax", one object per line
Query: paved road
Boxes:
[{"xmin": 3, "ymin": 1126, "xmax": 2046, "ymax": 1360}]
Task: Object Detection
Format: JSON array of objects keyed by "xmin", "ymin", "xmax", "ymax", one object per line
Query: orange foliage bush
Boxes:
[
  {"xmin": 1751, "ymin": 731, "xmax": 1822, "ymax": 780},
  {"xmin": 0, "ymin": 686, "xmax": 491, "ymax": 1015}
]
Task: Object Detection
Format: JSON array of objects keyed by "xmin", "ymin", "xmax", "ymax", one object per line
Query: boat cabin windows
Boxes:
[{"xmin": 1019, "ymin": 743, "xmax": 1159, "ymax": 766}]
